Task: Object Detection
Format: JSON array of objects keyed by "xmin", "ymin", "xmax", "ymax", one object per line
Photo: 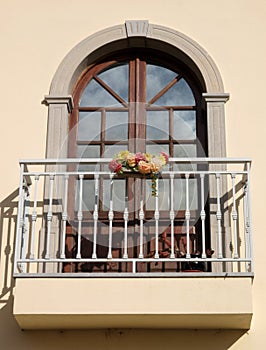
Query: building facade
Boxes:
[{"xmin": 1, "ymin": 0, "xmax": 265, "ymax": 349}]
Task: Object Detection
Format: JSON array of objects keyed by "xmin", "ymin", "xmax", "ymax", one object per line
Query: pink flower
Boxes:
[
  {"xmin": 108, "ymin": 160, "xmax": 122, "ymax": 173},
  {"xmin": 135, "ymin": 152, "xmax": 146, "ymax": 164},
  {"xmin": 138, "ymin": 161, "xmax": 152, "ymax": 174}
]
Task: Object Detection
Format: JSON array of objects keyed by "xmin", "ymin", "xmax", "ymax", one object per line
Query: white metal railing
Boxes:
[{"xmin": 13, "ymin": 158, "xmax": 253, "ymax": 277}]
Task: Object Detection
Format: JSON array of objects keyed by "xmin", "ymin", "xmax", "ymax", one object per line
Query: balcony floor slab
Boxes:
[{"xmin": 13, "ymin": 277, "xmax": 253, "ymax": 330}]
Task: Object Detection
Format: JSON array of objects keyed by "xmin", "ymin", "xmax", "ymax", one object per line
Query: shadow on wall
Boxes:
[
  {"xmin": 0, "ymin": 189, "xmax": 249, "ymax": 350},
  {"xmin": 0, "ymin": 189, "xmax": 18, "ymax": 301}
]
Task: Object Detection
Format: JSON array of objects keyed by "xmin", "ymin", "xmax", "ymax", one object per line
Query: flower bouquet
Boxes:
[{"xmin": 108, "ymin": 150, "xmax": 169, "ymax": 196}]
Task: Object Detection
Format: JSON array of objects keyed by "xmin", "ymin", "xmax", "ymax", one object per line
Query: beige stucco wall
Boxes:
[{"xmin": 1, "ymin": 0, "xmax": 266, "ymax": 349}]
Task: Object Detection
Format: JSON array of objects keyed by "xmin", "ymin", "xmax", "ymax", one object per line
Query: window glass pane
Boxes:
[
  {"xmin": 146, "ymin": 178, "xmax": 198, "ymax": 211},
  {"xmin": 103, "ymin": 144, "xmax": 129, "ymax": 169},
  {"xmin": 98, "ymin": 63, "xmax": 129, "ymax": 102},
  {"xmin": 146, "ymin": 179, "xmax": 169, "ymax": 210},
  {"xmin": 78, "ymin": 112, "xmax": 101, "ymax": 141},
  {"xmin": 146, "ymin": 64, "xmax": 177, "ymax": 102},
  {"xmin": 146, "ymin": 111, "xmax": 169, "ymax": 140},
  {"xmin": 105, "ymin": 111, "xmax": 128, "ymax": 140},
  {"xmin": 173, "ymin": 144, "xmax": 197, "ymax": 171},
  {"xmin": 173, "ymin": 178, "xmax": 198, "ymax": 210},
  {"xmin": 79, "ymin": 79, "xmax": 122, "ymax": 107},
  {"xmin": 77, "ymin": 145, "xmax": 100, "ymax": 171},
  {"xmin": 174, "ymin": 144, "xmax": 196, "ymax": 157},
  {"xmin": 173, "ymin": 111, "xmax": 196, "ymax": 140},
  {"xmin": 153, "ymin": 78, "xmax": 195, "ymax": 106},
  {"xmin": 103, "ymin": 179, "xmax": 126, "ymax": 212},
  {"xmin": 146, "ymin": 144, "xmax": 169, "ymax": 155},
  {"xmin": 77, "ymin": 145, "xmax": 100, "ymax": 158},
  {"xmin": 75, "ymin": 179, "xmax": 95, "ymax": 211}
]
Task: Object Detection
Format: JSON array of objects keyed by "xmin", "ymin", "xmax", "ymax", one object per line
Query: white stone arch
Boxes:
[
  {"xmin": 43, "ymin": 21, "xmax": 229, "ymax": 159},
  {"xmin": 49, "ymin": 22, "xmax": 224, "ymax": 95}
]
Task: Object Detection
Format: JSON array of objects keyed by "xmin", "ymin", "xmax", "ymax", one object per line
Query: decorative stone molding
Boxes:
[
  {"xmin": 49, "ymin": 22, "xmax": 224, "ymax": 95},
  {"xmin": 203, "ymin": 93, "xmax": 230, "ymax": 103},
  {"xmin": 202, "ymin": 93, "xmax": 230, "ymax": 158},
  {"xmin": 125, "ymin": 20, "xmax": 149, "ymax": 37},
  {"xmin": 42, "ymin": 95, "xmax": 74, "ymax": 113}
]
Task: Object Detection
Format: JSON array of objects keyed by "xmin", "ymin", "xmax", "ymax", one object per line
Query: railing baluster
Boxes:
[
  {"xmin": 92, "ymin": 174, "xmax": 99, "ymax": 259},
  {"xmin": 60, "ymin": 174, "xmax": 69, "ymax": 259},
  {"xmin": 231, "ymin": 173, "xmax": 239, "ymax": 258},
  {"xmin": 139, "ymin": 178, "xmax": 144, "ymax": 259},
  {"xmin": 185, "ymin": 173, "xmax": 191, "ymax": 258},
  {"xmin": 200, "ymin": 173, "xmax": 206, "ymax": 259},
  {"xmin": 170, "ymin": 173, "xmax": 175, "ymax": 258},
  {"xmin": 215, "ymin": 173, "xmax": 223, "ymax": 259},
  {"xmin": 107, "ymin": 174, "xmax": 114, "ymax": 259},
  {"xmin": 76, "ymin": 174, "xmax": 83, "ymax": 259},
  {"xmin": 123, "ymin": 179, "xmax": 129, "ymax": 259},
  {"xmin": 30, "ymin": 175, "xmax": 39, "ymax": 259},
  {"xmin": 246, "ymin": 162, "xmax": 253, "ymax": 271},
  {"xmin": 14, "ymin": 163, "xmax": 26, "ymax": 273},
  {"xmin": 243, "ymin": 183, "xmax": 250, "ymax": 271},
  {"xmin": 45, "ymin": 174, "xmax": 54, "ymax": 259},
  {"xmin": 21, "ymin": 185, "xmax": 30, "ymax": 272},
  {"xmin": 132, "ymin": 260, "xmax": 136, "ymax": 273},
  {"xmin": 154, "ymin": 178, "xmax": 159, "ymax": 259}
]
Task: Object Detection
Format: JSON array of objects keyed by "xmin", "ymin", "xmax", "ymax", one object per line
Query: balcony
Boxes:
[{"xmin": 13, "ymin": 158, "xmax": 253, "ymax": 330}]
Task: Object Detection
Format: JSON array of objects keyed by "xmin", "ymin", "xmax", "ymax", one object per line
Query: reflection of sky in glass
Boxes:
[
  {"xmin": 78, "ymin": 112, "xmax": 101, "ymax": 141},
  {"xmin": 146, "ymin": 64, "xmax": 177, "ymax": 102},
  {"xmin": 105, "ymin": 112, "xmax": 128, "ymax": 140},
  {"xmin": 173, "ymin": 111, "xmax": 196, "ymax": 140},
  {"xmin": 154, "ymin": 78, "xmax": 195, "ymax": 106},
  {"xmin": 146, "ymin": 111, "xmax": 169, "ymax": 140},
  {"xmin": 98, "ymin": 63, "xmax": 129, "ymax": 102},
  {"xmin": 79, "ymin": 79, "xmax": 122, "ymax": 107}
]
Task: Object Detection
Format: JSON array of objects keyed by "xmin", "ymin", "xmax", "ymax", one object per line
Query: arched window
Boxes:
[
  {"xmin": 43, "ymin": 22, "xmax": 230, "ymax": 273},
  {"xmin": 63, "ymin": 49, "xmax": 209, "ymax": 272},
  {"xmin": 71, "ymin": 50, "xmax": 206, "ymax": 160}
]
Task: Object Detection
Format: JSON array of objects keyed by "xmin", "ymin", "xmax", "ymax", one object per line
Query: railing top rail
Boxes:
[{"xmin": 19, "ymin": 157, "xmax": 252, "ymax": 166}]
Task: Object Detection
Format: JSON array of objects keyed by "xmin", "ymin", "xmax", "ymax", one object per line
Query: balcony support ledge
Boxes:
[{"xmin": 14, "ymin": 277, "xmax": 252, "ymax": 330}]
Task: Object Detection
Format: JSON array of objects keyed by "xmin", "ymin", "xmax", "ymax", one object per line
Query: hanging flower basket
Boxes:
[{"xmin": 108, "ymin": 150, "xmax": 169, "ymax": 196}]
